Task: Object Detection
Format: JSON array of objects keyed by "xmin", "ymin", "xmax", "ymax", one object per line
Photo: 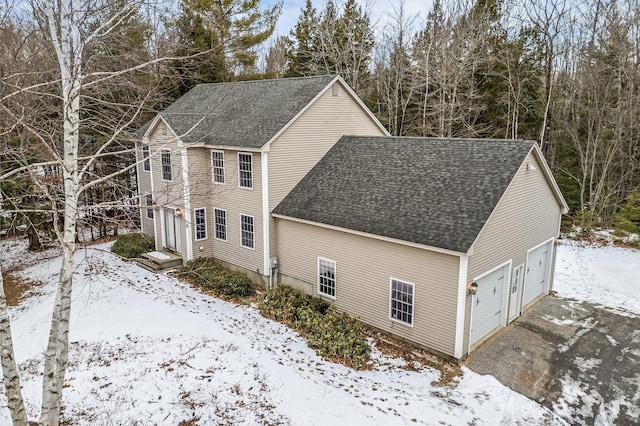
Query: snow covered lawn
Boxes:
[
  {"xmin": 554, "ymin": 238, "xmax": 640, "ymax": 316},
  {"xmin": 0, "ymin": 239, "xmax": 558, "ymax": 425}
]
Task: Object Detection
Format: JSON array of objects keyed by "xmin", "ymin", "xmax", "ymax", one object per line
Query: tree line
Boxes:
[
  {"xmin": 277, "ymin": 0, "xmax": 640, "ymax": 232},
  {"xmin": 4, "ymin": 0, "xmax": 639, "ymax": 234}
]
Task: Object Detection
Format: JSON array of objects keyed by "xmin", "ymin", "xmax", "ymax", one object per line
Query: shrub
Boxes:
[
  {"xmin": 258, "ymin": 284, "xmax": 369, "ymax": 369},
  {"xmin": 179, "ymin": 257, "xmax": 255, "ymax": 299},
  {"xmin": 111, "ymin": 233, "xmax": 154, "ymax": 258},
  {"xmin": 258, "ymin": 284, "xmax": 303, "ymax": 323},
  {"xmin": 308, "ymin": 312, "xmax": 370, "ymax": 370}
]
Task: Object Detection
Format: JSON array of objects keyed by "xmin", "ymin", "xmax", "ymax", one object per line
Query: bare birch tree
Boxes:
[{"xmin": 0, "ymin": 264, "xmax": 28, "ymax": 426}]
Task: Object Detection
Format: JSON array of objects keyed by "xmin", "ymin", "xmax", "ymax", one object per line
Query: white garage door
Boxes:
[
  {"xmin": 470, "ymin": 263, "xmax": 509, "ymax": 346},
  {"xmin": 522, "ymin": 240, "xmax": 552, "ymax": 307}
]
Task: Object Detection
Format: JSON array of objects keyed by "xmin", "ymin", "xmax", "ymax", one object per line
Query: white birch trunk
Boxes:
[
  {"xmin": 0, "ymin": 265, "xmax": 28, "ymax": 426},
  {"xmin": 38, "ymin": 0, "xmax": 81, "ymax": 424}
]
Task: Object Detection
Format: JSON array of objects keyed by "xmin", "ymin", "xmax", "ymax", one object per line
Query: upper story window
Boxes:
[
  {"xmin": 194, "ymin": 208, "xmax": 207, "ymax": 241},
  {"xmin": 238, "ymin": 153, "xmax": 253, "ymax": 189},
  {"xmin": 161, "ymin": 149, "xmax": 172, "ymax": 181},
  {"xmin": 240, "ymin": 214, "xmax": 254, "ymax": 249},
  {"xmin": 212, "ymin": 150, "xmax": 225, "ymax": 184},
  {"xmin": 318, "ymin": 258, "xmax": 336, "ymax": 298},
  {"xmin": 390, "ymin": 278, "xmax": 414, "ymax": 326},
  {"xmin": 142, "ymin": 146, "xmax": 150, "ymax": 172}
]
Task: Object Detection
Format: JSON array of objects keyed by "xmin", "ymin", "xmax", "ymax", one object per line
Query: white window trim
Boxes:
[
  {"xmin": 212, "ymin": 150, "xmax": 225, "ymax": 185},
  {"xmin": 194, "ymin": 207, "xmax": 207, "ymax": 241},
  {"xmin": 161, "ymin": 149, "xmax": 172, "ymax": 182},
  {"xmin": 238, "ymin": 152, "xmax": 253, "ymax": 190},
  {"xmin": 240, "ymin": 213, "xmax": 255, "ymax": 250},
  {"xmin": 389, "ymin": 278, "xmax": 415, "ymax": 327},
  {"xmin": 142, "ymin": 145, "xmax": 150, "ymax": 172},
  {"xmin": 214, "ymin": 208, "xmax": 227, "ymax": 242},
  {"xmin": 317, "ymin": 257, "xmax": 337, "ymax": 299}
]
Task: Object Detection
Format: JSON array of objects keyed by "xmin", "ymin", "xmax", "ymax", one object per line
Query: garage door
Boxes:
[
  {"xmin": 470, "ymin": 263, "xmax": 509, "ymax": 346},
  {"xmin": 522, "ymin": 240, "xmax": 552, "ymax": 307}
]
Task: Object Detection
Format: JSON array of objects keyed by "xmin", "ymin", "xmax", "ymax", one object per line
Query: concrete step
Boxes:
[{"xmin": 136, "ymin": 250, "xmax": 183, "ymax": 272}]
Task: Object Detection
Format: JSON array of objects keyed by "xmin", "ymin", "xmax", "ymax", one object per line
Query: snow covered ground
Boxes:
[
  {"xmin": 1, "ymin": 235, "xmax": 637, "ymax": 424},
  {"xmin": 554, "ymin": 239, "xmax": 640, "ymax": 316}
]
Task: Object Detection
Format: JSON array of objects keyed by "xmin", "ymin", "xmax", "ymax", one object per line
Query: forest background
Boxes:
[{"xmin": 3, "ymin": 0, "xmax": 640, "ymax": 239}]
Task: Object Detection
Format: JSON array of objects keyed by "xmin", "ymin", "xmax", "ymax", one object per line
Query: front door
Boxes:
[
  {"xmin": 164, "ymin": 208, "xmax": 177, "ymax": 252},
  {"xmin": 508, "ymin": 265, "xmax": 523, "ymax": 323}
]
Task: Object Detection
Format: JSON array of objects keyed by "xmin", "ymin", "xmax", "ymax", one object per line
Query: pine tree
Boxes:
[
  {"xmin": 168, "ymin": 0, "xmax": 281, "ymax": 96},
  {"xmin": 285, "ymin": 0, "xmax": 318, "ymax": 77}
]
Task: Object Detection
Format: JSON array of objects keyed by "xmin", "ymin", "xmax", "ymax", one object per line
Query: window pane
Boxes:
[
  {"xmin": 145, "ymin": 194, "xmax": 153, "ymax": 219},
  {"xmin": 317, "ymin": 258, "xmax": 336, "ymax": 297},
  {"xmin": 161, "ymin": 150, "xmax": 172, "ymax": 180},
  {"xmin": 214, "ymin": 209, "xmax": 226, "ymax": 240},
  {"xmin": 142, "ymin": 146, "xmax": 150, "ymax": 172},
  {"xmin": 241, "ymin": 214, "xmax": 254, "ymax": 248},
  {"xmin": 212, "ymin": 151, "xmax": 225, "ymax": 184},
  {"xmin": 390, "ymin": 279, "xmax": 414, "ymax": 326},
  {"xmin": 238, "ymin": 153, "xmax": 252, "ymax": 188},
  {"xmin": 195, "ymin": 209, "xmax": 206, "ymax": 240}
]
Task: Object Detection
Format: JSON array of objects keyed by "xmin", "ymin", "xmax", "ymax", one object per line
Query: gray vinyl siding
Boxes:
[
  {"xmin": 186, "ymin": 148, "xmax": 214, "ymax": 258},
  {"xmin": 267, "ymin": 80, "xmax": 387, "ymax": 259},
  {"xmin": 189, "ymin": 148, "xmax": 264, "ymax": 274},
  {"xmin": 276, "ymin": 219, "xmax": 461, "ymax": 357},
  {"xmin": 464, "ymin": 151, "xmax": 563, "ymax": 351}
]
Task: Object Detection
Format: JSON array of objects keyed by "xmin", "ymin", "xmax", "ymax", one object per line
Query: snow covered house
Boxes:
[{"xmin": 136, "ymin": 76, "xmax": 568, "ymax": 359}]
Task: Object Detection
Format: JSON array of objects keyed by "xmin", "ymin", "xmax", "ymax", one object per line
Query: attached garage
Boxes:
[
  {"xmin": 273, "ymin": 136, "xmax": 568, "ymax": 360},
  {"xmin": 522, "ymin": 239, "xmax": 553, "ymax": 307},
  {"xmin": 470, "ymin": 263, "xmax": 510, "ymax": 346}
]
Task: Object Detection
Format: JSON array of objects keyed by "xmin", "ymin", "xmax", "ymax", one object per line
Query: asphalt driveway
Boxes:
[{"xmin": 466, "ymin": 295, "xmax": 640, "ymax": 425}]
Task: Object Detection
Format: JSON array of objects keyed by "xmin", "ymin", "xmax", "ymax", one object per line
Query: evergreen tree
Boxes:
[
  {"xmin": 285, "ymin": 0, "xmax": 318, "ymax": 77},
  {"xmin": 286, "ymin": 0, "xmax": 374, "ymax": 96},
  {"xmin": 168, "ymin": 0, "xmax": 281, "ymax": 96}
]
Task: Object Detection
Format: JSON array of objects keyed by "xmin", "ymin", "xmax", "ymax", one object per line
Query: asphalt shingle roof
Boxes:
[
  {"xmin": 140, "ymin": 75, "xmax": 336, "ymax": 149},
  {"xmin": 273, "ymin": 136, "xmax": 536, "ymax": 253}
]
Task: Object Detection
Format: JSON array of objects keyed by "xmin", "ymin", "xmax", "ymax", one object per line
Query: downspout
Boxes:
[{"xmin": 180, "ymin": 143, "xmax": 193, "ymax": 261}]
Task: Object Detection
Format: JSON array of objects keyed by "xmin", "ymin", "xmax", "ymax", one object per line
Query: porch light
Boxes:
[
  {"xmin": 175, "ymin": 207, "xmax": 184, "ymax": 217},
  {"xmin": 468, "ymin": 281, "xmax": 479, "ymax": 295},
  {"xmin": 152, "ymin": 202, "xmax": 159, "ymax": 209}
]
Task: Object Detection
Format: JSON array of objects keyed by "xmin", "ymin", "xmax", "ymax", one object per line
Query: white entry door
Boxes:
[
  {"xmin": 522, "ymin": 240, "xmax": 552, "ymax": 307},
  {"xmin": 470, "ymin": 263, "xmax": 509, "ymax": 346},
  {"xmin": 508, "ymin": 265, "xmax": 524, "ymax": 323},
  {"xmin": 164, "ymin": 208, "xmax": 178, "ymax": 252}
]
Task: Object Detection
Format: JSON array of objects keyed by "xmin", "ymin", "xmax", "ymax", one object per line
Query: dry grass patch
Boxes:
[{"xmin": 2, "ymin": 272, "xmax": 44, "ymax": 306}]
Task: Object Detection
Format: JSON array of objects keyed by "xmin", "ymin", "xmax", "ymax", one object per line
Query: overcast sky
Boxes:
[{"xmin": 265, "ymin": 0, "xmax": 434, "ymax": 39}]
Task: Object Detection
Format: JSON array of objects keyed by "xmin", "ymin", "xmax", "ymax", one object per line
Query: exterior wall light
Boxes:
[
  {"xmin": 467, "ymin": 281, "xmax": 479, "ymax": 295},
  {"xmin": 175, "ymin": 207, "xmax": 184, "ymax": 217}
]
